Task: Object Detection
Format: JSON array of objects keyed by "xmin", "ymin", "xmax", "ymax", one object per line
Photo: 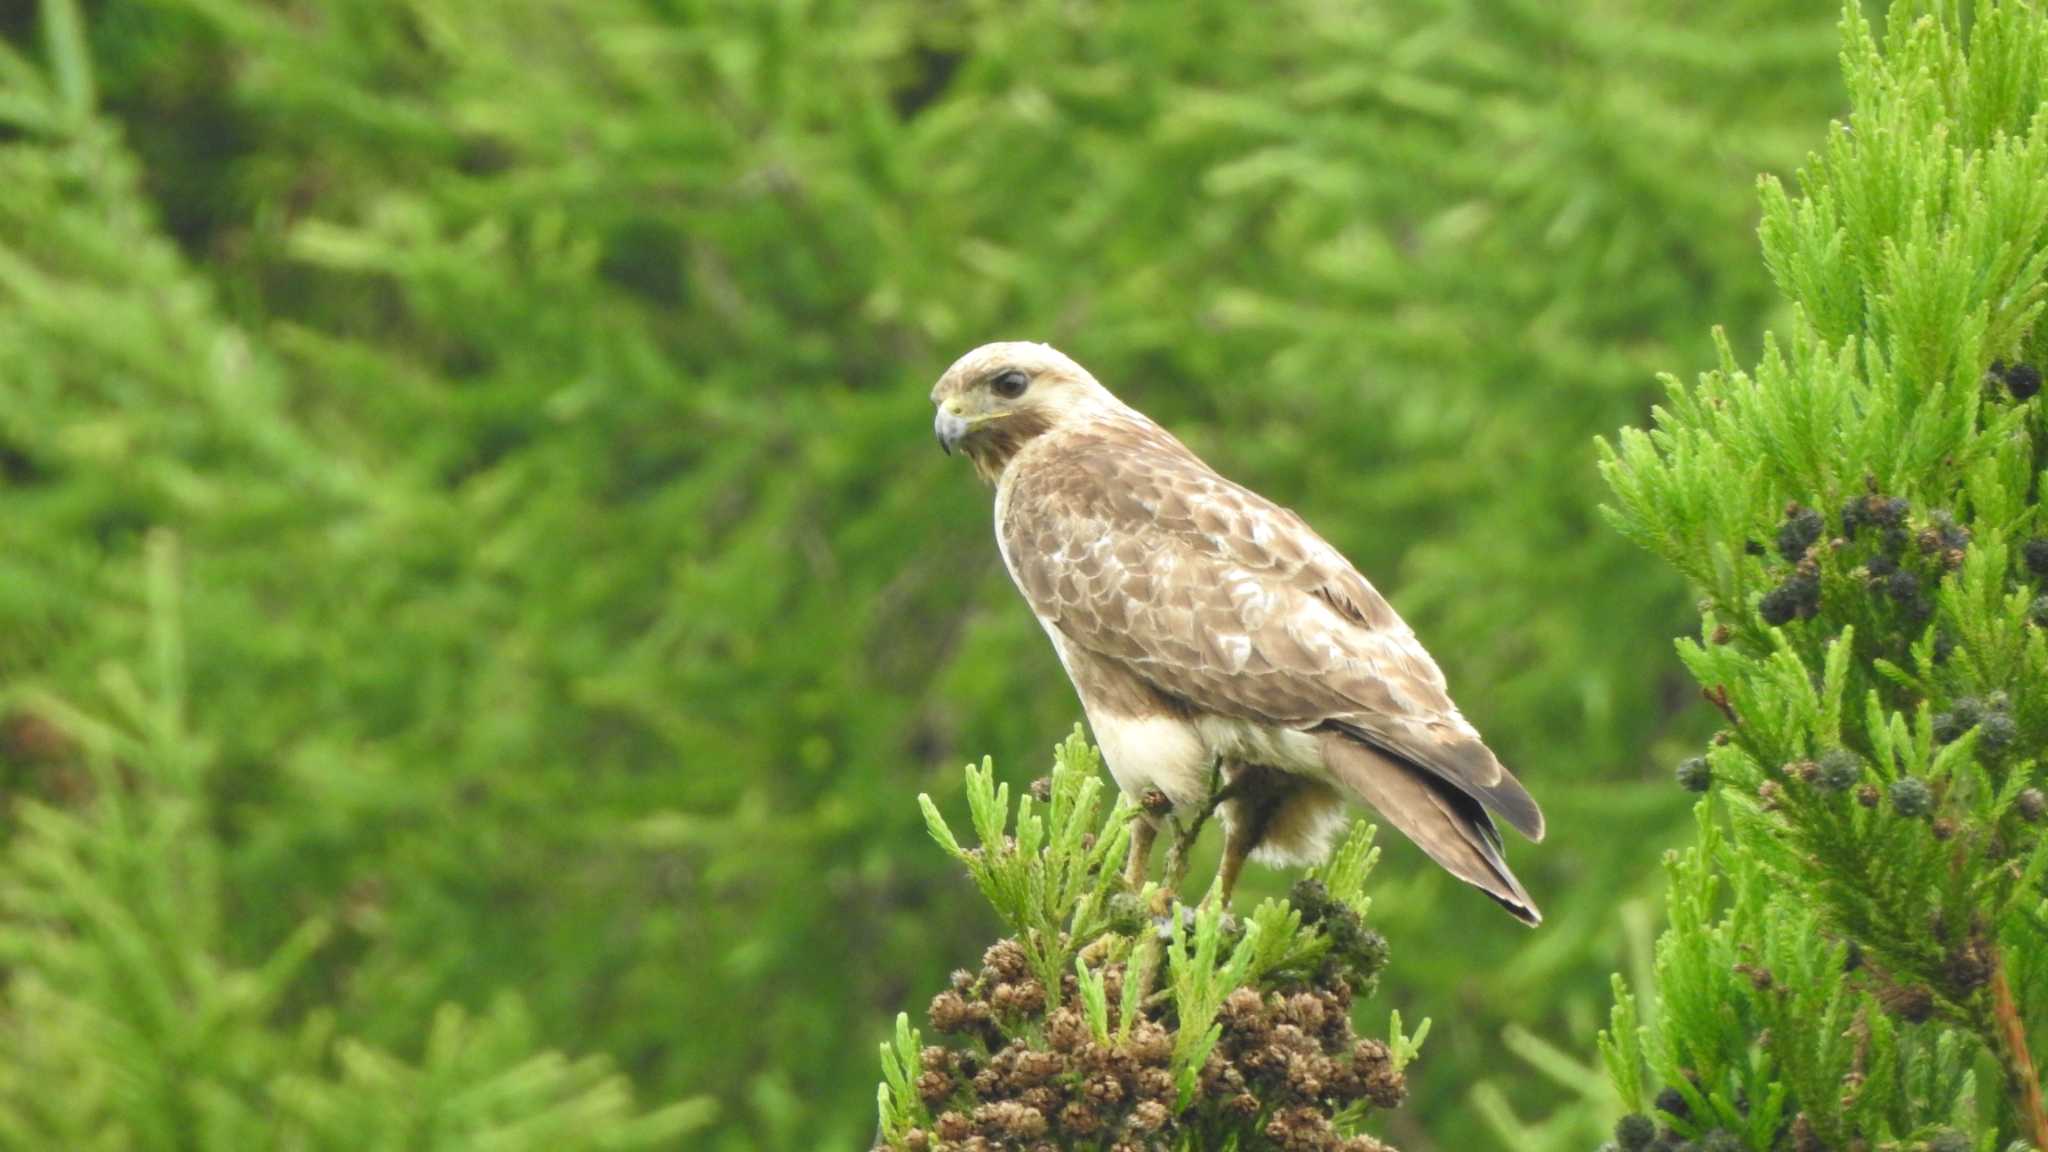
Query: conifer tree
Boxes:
[
  {"xmin": 1599, "ymin": 3, "xmax": 2048, "ymax": 1148},
  {"xmin": 878, "ymin": 732, "xmax": 1424, "ymax": 1152}
]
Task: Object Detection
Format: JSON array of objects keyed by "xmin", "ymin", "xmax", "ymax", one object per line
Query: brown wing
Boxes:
[
  {"xmin": 1001, "ymin": 424, "xmax": 1543, "ymax": 842},
  {"xmin": 1319, "ymin": 732, "xmax": 1539, "ymax": 923}
]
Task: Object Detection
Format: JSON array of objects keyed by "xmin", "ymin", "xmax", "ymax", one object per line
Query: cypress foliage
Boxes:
[
  {"xmin": 879, "ymin": 732, "xmax": 1424, "ymax": 1151},
  {"xmin": 1599, "ymin": 3, "xmax": 2048, "ymax": 1148}
]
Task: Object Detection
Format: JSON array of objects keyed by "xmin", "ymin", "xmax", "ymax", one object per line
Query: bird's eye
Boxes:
[{"xmin": 991, "ymin": 369, "xmax": 1030, "ymax": 399}]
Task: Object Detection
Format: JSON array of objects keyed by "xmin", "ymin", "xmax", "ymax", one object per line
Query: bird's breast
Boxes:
[{"xmin": 1089, "ymin": 710, "xmax": 1213, "ymax": 813}]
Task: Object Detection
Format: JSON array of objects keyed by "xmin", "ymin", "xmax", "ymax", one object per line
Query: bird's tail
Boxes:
[{"xmin": 1316, "ymin": 730, "xmax": 1541, "ymax": 926}]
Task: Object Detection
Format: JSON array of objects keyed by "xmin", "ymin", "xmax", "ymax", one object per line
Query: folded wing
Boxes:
[{"xmin": 1000, "ymin": 428, "xmax": 1543, "ymax": 843}]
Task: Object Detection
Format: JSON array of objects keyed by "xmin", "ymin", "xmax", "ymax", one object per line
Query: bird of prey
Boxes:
[{"xmin": 931, "ymin": 342, "xmax": 1544, "ymax": 924}]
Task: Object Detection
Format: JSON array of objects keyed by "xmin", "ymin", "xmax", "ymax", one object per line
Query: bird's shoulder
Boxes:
[
  {"xmin": 1001, "ymin": 422, "xmax": 1268, "ymax": 545},
  {"xmin": 998, "ymin": 420, "xmax": 1395, "ymax": 629},
  {"xmin": 998, "ymin": 418, "xmax": 1201, "ymax": 517}
]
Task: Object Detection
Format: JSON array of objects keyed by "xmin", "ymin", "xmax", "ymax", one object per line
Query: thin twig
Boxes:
[
  {"xmin": 1162, "ymin": 757, "xmax": 1230, "ymax": 893},
  {"xmin": 1701, "ymin": 684, "xmax": 1741, "ymax": 727},
  {"xmin": 1989, "ymin": 945, "xmax": 2048, "ymax": 1152}
]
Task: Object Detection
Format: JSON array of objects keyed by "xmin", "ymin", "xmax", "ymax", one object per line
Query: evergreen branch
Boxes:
[
  {"xmin": 875, "ymin": 1013, "xmax": 928, "ymax": 1143},
  {"xmin": 1598, "ymin": 974, "xmax": 1649, "ymax": 1114},
  {"xmin": 1598, "ymin": 2, "xmax": 2048, "ymax": 1144}
]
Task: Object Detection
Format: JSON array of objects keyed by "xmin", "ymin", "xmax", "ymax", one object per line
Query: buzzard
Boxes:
[{"xmin": 931, "ymin": 342, "xmax": 1544, "ymax": 924}]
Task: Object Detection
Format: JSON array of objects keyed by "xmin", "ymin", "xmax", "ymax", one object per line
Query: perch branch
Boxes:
[
  {"xmin": 1162, "ymin": 757, "xmax": 1236, "ymax": 894},
  {"xmin": 1989, "ymin": 945, "xmax": 2048, "ymax": 1152}
]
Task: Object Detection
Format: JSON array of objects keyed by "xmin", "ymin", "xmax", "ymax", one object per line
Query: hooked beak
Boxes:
[{"xmin": 934, "ymin": 407, "xmax": 971, "ymax": 455}]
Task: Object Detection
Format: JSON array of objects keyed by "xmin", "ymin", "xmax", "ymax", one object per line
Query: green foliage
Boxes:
[
  {"xmin": 920, "ymin": 731, "xmax": 1133, "ymax": 1003},
  {"xmin": 1599, "ymin": 2, "xmax": 2048, "ymax": 1147},
  {"xmin": 0, "ymin": 534, "xmax": 713, "ymax": 1151},
  {"xmin": 882, "ymin": 740, "xmax": 1422, "ymax": 1151},
  {"xmin": 0, "ymin": 0, "xmax": 1854, "ymax": 1147},
  {"xmin": 1602, "ymin": 805, "xmax": 1980, "ymax": 1149},
  {"xmin": 877, "ymin": 1013, "xmax": 930, "ymax": 1149}
]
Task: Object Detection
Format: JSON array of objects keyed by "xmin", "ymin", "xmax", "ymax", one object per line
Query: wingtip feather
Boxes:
[
  {"xmin": 1318, "ymin": 731, "xmax": 1543, "ymax": 927},
  {"xmin": 1494, "ymin": 784, "xmax": 1546, "ymax": 842}
]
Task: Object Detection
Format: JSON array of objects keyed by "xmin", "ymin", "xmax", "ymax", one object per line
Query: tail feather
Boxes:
[{"xmin": 1316, "ymin": 730, "xmax": 1541, "ymax": 926}]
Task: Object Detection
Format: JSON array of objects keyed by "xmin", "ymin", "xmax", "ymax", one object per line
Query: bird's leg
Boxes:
[
  {"xmin": 1123, "ymin": 816, "xmax": 1157, "ymax": 892},
  {"xmin": 1162, "ymin": 816, "xmax": 1194, "ymax": 894},
  {"xmin": 1163, "ymin": 807, "xmax": 1214, "ymax": 895},
  {"xmin": 1210, "ymin": 811, "xmax": 1259, "ymax": 909},
  {"xmin": 1206, "ymin": 767, "xmax": 1278, "ymax": 909}
]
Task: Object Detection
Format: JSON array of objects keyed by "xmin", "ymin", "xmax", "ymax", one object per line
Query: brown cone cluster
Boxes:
[
  {"xmin": 886, "ymin": 934, "xmax": 1405, "ymax": 1151},
  {"xmin": 1206, "ymin": 984, "xmax": 1403, "ymax": 1151}
]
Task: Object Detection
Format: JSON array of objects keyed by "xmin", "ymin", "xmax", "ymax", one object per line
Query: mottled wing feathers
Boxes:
[{"xmin": 1000, "ymin": 424, "xmax": 1544, "ymax": 842}]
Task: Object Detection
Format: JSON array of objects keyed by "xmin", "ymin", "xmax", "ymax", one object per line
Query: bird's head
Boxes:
[{"xmin": 930, "ymin": 342, "xmax": 1122, "ymax": 483}]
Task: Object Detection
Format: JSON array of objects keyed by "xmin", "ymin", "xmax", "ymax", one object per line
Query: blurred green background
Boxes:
[{"xmin": 0, "ymin": 1, "xmax": 1850, "ymax": 1149}]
